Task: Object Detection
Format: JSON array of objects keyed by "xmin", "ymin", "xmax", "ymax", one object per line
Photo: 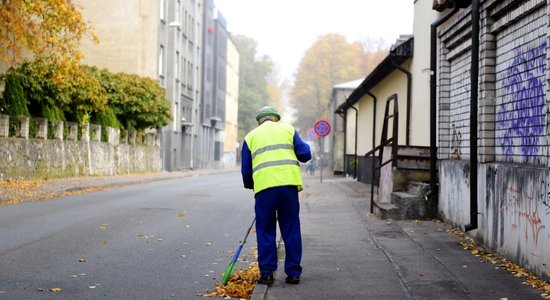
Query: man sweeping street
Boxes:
[{"xmin": 241, "ymin": 106, "xmax": 311, "ymax": 286}]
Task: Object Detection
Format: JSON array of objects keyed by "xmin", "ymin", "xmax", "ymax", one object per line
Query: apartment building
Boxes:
[
  {"xmin": 77, "ymin": 0, "xmax": 236, "ymax": 171},
  {"xmin": 223, "ymin": 35, "xmax": 240, "ymax": 168},
  {"xmin": 199, "ymin": 0, "xmax": 228, "ymax": 169}
]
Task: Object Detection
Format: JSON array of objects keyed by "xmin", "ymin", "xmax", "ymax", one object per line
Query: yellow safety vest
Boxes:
[{"xmin": 244, "ymin": 121, "xmax": 303, "ymax": 194}]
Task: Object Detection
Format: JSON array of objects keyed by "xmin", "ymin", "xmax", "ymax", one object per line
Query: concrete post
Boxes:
[
  {"xmin": 0, "ymin": 115, "xmax": 9, "ymax": 138},
  {"xmin": 19, "ymin": 117, "xmax": 29, "ymax": 139},
  {"xmin": 91, "ymin": 124, "xmax": 101, "ymax": 141},
  {"xmin": 68, "ymin": 122, "xmax": 78, "ymax": 141},
  {"xmin": 36, "ymin": 118, "xmax": 48, "ymax": 139},
  {"xmin": 146, "ymin": 133, "xmax": 155, "ymax": 145},
  {"xmin": 107, "ymin": 126, "xmax": 120, "ymax": 145},
  {"xmin": 129, "ymin": 130, "xmax": 136, "ymax": 145},
  {"xmin": 53, "ymin": 120, "xmax": 64, "ymax": 140},
  {"xmin": 82, "ymin": 123, "xmax": 90, "ymax": 142},
  {"xmin": 121, "ymin": 130, "xmax": 128, "ymax": 144}
]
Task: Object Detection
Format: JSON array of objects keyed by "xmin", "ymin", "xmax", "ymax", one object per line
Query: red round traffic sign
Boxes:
[{"xmin": 314, "ymin": 120, "xmax": 331, "ymax": 137}]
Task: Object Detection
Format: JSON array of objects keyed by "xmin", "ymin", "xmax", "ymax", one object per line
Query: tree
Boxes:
[
  {"xmin": 0, "ymin": 71, "xmax": 29, "ymax": 117},
  {"xmin": 98, "ymin": 70, "xmax": 171, "ymax": 131},
  {"xmin": 0, "ymin": 0, "xmax": 97, "ymax": 80},
  {"xmin": 233, "ymin": 35, "xmax": 273, "ymax": 140},
  {"xmin": 361, "ymin": 37, "xmax": 389, "ymax": 75},
  {"xmin": 290, "ymin": 34, "xmax": 367, "ymax": 133},
  {"xmin": 0, "ymin": 61, "xmax": 170, "ymax": 130}
]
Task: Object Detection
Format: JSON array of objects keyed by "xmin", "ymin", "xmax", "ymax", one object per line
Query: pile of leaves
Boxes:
[
  {"xmin": 448, "ymin": 227, "xmax": 550, "ymax": 299},
  {"xmin": 204, "ymin": 263, "xmax": 260, "ymax": 299}
]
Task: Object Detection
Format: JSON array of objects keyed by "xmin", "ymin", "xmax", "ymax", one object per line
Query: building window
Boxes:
[
  {"xmin": 176, "ymin": 0, "xmax": 181, "ymax": 25},
  {"xmin": 183, "ymin": 10, "xmax": 188, "ymax": 37},
  {"xmin": 175, "ymin": 51, "xmax": 180, "ymax": 81},
  {"xmin": 182, "ymin": 58, "xmax": 186, "ymax": 87},
  {"xmin": 173, "ymin": 102, "xmax": 178, "ymax": 131},
  {"xmin": 188, "ymin": 61, "xmax": 193, "ymax": 89},
  {"xmin": 159, "ymin": 0, "xmax": 165, "ymax": 21},
  {"xmin": 182, "ymin": 57, "xmax": 186, "ymax": 87},
  {"xmin": 159, "ymin": 45, "xmax": 165, "ymax": 86}
]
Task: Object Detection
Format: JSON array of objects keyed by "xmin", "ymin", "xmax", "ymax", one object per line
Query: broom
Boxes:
[{"xmin": 220, "ymin": 217, "xmax": 256, "ymax": 285}]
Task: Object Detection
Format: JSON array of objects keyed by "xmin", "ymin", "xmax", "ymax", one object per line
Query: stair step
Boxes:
[
  {"xmin": 397, "ymin": 146, "xmax": 430, "ymax": 157},
  {"xmin": 373, "ymin": 201, "xmax": 400, "ymax": 220},
  {"xmin": 407, "ymin": 181, "xmax": 430, "ymax": 195},
  {"xmin": 396, "ymin": 159, "xmax": 430, "ymax": 170},
  {"xmin": 391, "ymin": 192, "xmax": 429, "ymax": 220}
]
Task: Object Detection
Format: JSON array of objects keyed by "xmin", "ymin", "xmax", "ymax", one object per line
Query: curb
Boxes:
[{"xmin": 250, "ymin": 233, "xmax": 284, "ymax": 300}]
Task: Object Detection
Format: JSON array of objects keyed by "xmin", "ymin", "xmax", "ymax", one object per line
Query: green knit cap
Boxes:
[{"xmin": 256, "ymin": 106, "xmax": 281, "ymax": 121}]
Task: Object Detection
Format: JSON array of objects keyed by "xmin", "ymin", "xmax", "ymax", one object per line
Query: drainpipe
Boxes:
[
  {"xmin": 389, "ymin": 57, "xmax": 412, "ymax": 145},
  {"xmin": 465, "ymin": 0, "xmax": 480, "ymax": 232},
  {"xmin": 366, "ymin": 91, "xmax": 377, "ymax": 184},
  {"xmin": 366, "ymin": 91, "xmax": 377, "ymax": 150},
  {"xmin": 336, "ymin": 108, "xmax": 346, "ymax": 177},
  {"xmin": 349, "ymin": 105, "xmax": 358, "ymax": 179},
  {"xmin": 343, "ymin": 109, "xmax": 348, "ymax": 176},
  {"xmin": 428, "ymin": 0, "xmax": 459, "ymax": 210}
]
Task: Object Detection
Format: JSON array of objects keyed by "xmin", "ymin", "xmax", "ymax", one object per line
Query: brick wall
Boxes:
[{"xmin": 436, "ymin": 0, "xmax": 550, "ymax": 280}]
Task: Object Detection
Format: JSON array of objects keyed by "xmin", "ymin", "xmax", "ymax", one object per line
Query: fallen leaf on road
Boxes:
[
  {"xmin": 68, "ymin": 274, "xmax": 78, "ymax": 278},
  {"xmin": 50, "ymin": 288, "xmax": 62, "ymax": 293},
  {"xmin": 206, "ymin": 242, "xmax": 212, "ymax": 246},
  {"xmin": 79, "ymin": 258, "xmax": 86, "ymax": 263},
  {"xmin": 178, "ymin": 211, "xmax": 187, "ymax": 218},
  {"xmin": 99, "ymin": 224, "xmax": 108, "ymax": 230}
]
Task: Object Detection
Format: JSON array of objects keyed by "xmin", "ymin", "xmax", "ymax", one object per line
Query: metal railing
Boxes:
[{"xmin": 364, "ymin": 94, "xmax": 399, "ymax": 214}]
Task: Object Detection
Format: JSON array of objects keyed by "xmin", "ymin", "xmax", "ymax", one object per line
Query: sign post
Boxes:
[{"xmin": 313, "ymin": 120, "xmax": 331, "ymax": 183}]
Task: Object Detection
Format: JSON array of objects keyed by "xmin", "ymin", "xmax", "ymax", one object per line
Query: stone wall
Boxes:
[{"xmin": 0, "ymin": 115, "xmax": 161, "ymax": 180}]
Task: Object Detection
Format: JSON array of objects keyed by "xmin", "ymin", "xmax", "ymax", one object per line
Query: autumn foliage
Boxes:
[
  {"xmin": 291, "ymin": 34, "xmax": 388, "ymax": 133},
  {"xmin": 0, "ymin": 0, "xmax": 98, "ymax": 78},
  {"xmin": 1, "ymin": 62, "xmax": 171, "ymax": 130}
]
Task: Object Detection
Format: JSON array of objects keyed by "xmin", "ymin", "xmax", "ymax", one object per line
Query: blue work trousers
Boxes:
[{"xmin": 255, "ymin": 185, "xmax": 302, "ymax": 277}]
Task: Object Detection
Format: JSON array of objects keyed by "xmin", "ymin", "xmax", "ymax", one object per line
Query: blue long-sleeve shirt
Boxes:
[{"xmin": 241, "ymin": 130, "xmax": 311, "ymax": 190}]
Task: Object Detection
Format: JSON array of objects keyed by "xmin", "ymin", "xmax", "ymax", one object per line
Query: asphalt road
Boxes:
[{"xmin": 0, "ymin": 171, "xmax": 256, "ymax": 299}]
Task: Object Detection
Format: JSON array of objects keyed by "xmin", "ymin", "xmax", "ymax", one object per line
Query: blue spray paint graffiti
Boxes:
[{"xmin": 497, "ymin": 40, "xmax": 546, "ymax": 162}]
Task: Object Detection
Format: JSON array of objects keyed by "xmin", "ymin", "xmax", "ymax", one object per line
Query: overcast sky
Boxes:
[{"xmin": 214, "ymin": 0, "xmax": 414, "ymax": 82}]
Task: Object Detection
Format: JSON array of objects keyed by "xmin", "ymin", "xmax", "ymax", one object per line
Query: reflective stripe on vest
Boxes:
[
  {"xmin": 252, "ymin": 159, "xmax": 299, "ymax": 173},
  {"xmin": 251, "ymin": 144, "xmax": 294, "ymax": 160},
  {"xmin": 245, "ymin": 122, "xmax": 303, "ymax": 194}
]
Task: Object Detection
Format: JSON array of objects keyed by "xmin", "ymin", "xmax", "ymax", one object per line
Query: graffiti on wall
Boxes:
[
  {"xmin": 539, "ymin": 180, "xmax": 550, "ymax": 216},
  {"xmin": 500, "ymin": 184, "xmax": 546, "ymax": 247},
  {"xmin": 496, "ymin": 40, "xmax": 546, "ymax": 162},
  {"xmin": 450, "ymin": 123, "xmax": 462, "ymax": 159}
]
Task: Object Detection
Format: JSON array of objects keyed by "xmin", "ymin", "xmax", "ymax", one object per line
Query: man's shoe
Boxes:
[
  {"xmin": 285, "ymin": 276, "xmax": 300, "ymax": 284},
  {"xmin": 257, "ymin": 273, "xmax": 274, "ymax": 286}
]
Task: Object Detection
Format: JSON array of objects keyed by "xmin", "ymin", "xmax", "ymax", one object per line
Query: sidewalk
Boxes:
[{"xmin": 252, "ymin": 173, "xmax": 543, "ymax": 300}]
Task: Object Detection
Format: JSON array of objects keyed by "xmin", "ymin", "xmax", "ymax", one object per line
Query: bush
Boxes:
[
  {"xmin": 1, "ymin": 72, "xmax": 30, "ymax": 117},
  {"xmin": 1, "ymin": 60, "xmax": 171, "ymax": 135}
]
